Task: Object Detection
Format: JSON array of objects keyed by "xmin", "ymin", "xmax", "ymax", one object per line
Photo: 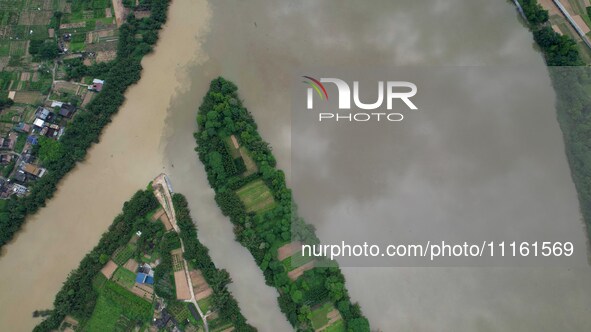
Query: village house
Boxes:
[
  {"xmin": 3, "ymin": 132, "xmax": 18, "ymax": 150},
  {"xmin": 26, "ymin": 136, "xmax": 38, "ymax": 146},
  {"xmin": 12, "ymin": 184, "xmax": 27, "ymax": 196},
  {"xmin": 0, "ymin": 154, "xmax": 13, "ymax": 164},
  {"xmin": 136, "ymin": 263, "xmax": 155, "ymax": 284},
  {"xmin": 59, "ymin": 104, "xmax": 76, "ymax": 118},
  {"xmin": 35, "ymin": 107, "xmax": 52, "ymax": 121},
  {"xmin": 0, "ymin": 179, "xmax": 14, "ymax": 199},
  {"xmin": 14, "ymin": 122, "xmax": 32, "ymax": 134},
  {"xmin": 21, "ymin": 154, "xmax": 33, "ymax": 164},
  {"xmin": 44, "ymin": 125, "xmax": 60, "ymax": 139},
  {"xmin": 33, "ymin": 118, "xmax": 45, "ymax": 129},
  {"xmin": 22, "ymin": 163, "xmax": 46, "ymax": 178},
  {"xmin": 88, "ymin": 78, "xmax": 104, "ymax": 92},
  {"xmin": 13, "ymin": 170, "xmax": 26, "ymax": 183}
]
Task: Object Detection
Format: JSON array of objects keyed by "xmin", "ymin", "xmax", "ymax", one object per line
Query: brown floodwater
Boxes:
[
  {"xmin": 0, "ymin": 1, "xmax": 292, "ymax": 331},
  {"xmin": 1, "ymin": 0, "xmax": 591, "ymax": 331}
]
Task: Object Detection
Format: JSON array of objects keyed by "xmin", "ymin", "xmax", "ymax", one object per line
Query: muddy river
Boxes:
[{"xmin": 1, "ymin": 0, "xmax": 590, "ymax": 331}]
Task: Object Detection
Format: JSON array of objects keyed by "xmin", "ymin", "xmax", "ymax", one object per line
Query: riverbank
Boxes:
[
  {"xmin": 0, "ymin": 0, "xmax": 170, "ymax": 249},
  {"xmin": 517, "ymin": 0, "xmax": 591, "ymax": 245},
  {"xmin": 34, "ymin": 176, "xmax": 256, "ymax": 331},
  {"xmin": 168, "ymin": 1, "xmax": 591, "ymax": 330},
  {"xmin": 0, "ymin": 1, "xmax": 214, "ymax": 329},
  {"xmin": 195, "ymin": 77, "xmax": 370, "ymax": 331}
]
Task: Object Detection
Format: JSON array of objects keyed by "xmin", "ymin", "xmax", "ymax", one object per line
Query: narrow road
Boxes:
[
  {"xmin": 152, "ymin": 173, "xmax": 209, "ymax": 332},
  {"xmin": 551, "ymin": 0, "xmax": 591, "ymax": 50}
]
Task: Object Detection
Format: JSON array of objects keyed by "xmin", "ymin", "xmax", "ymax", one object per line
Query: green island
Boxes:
[
  {"xmin": 0, "ymin": 0, "xmax": 169, "ymax": 249},
  {"xmin": 34, "ymin": 174, "xmax": 256, "ymax": 332},
  {"xmin": 194, "ymin": 77, "xmax": 371, "ymax": 332},
  {"xmin": 519, "ymin": 0, "xmax": 591, "ymax": 242}
]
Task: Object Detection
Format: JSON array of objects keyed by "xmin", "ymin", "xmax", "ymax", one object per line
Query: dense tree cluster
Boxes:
[
  {"xmin": 521, "ymin": 0, "xmax": 549, "ymax": 25},
  {"xmin": 0, "ymin": 96, "xmax": 13, "ymax": 110},
  {"xmin": 0, "ymin": 0, "xmax": 171, "ymax": 249},
  {"xmin": 533, "ymin": 27, "xmax": 584, "ymax": 66},
  {"xmin": 173, "ymin": 194, "xmax": 257, "ymax": 331},
  {"xmin": 28, "ymin": 40, "xmax": 59, "ymax": 60},
  {"xmin": 33, "ymin": 189, "xmax": 159, "ymax": 331},
  {"xmin": 195, "ymin": 77, "xmax": 370, "ymax": 331},
  {"xmin": 522, "ymin": 2, "xmax": 591, "ymax": 241}
]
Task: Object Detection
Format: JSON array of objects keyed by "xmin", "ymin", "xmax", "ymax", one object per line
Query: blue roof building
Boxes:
[
  {"xmin": 136, "ymin": 272, "xmax": 154, "ymax": 285},
  {"xmin": 27, "ymin": 136, "xmax": 38, "ymax": 145}
]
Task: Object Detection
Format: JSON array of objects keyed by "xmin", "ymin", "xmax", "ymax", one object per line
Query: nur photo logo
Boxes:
[{"xmin": 302, "ymin": 76, "xmax": 418, "ymax": 122}]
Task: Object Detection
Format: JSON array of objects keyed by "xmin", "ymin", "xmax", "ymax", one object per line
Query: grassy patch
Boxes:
[
  {"xmin": 224, "ymin": 136, "xmax": 241, "ymax": 159},
  {"xmin": 1, "ymin": 160, "xmax": 15, "ymax": 178},
  {"xmin": 69, "ymin": 41, "xmax": 85, "ymax": 52},
  {"xmin": 9, "ymin": 41, "xmax": 27, "ymax": 57},
  {"xmin": 197, "ymin": 296, "xmax": 212, "ymax": 313},
  {"xmin": 102, "ymin": 280, "xmax": 152, "ymax": 320},
  {"xmin": 168, "ymin": 301, "xmax": 190, "ymax": 323},
  {"xmin": 281, "ymin": 250, "xmax": 315, "ymax": 272},
  {"xmin": 0, "ymin": 41, "xmax": 10, "ymax": 56},
  {"xmin": 140, "ymin": 251, "xmax": 160, "ymax": 263},
  {"xmin": 13, "ymin": 133, "xmax": 26, "ymax": 153},
  {"xmin": 112, "ymin": 267, "xmax": 136, "ymax": 289},
  {"xmin": 27, "ymin": 25, "xmax": 49, "ymax": 40},
  {"xmin": 310, "ymin": 302, "xmax": 336, "ymax": 330},
  {"xmin": 209, "ymin": 318, "xmax": 233, "ymax": 332},
  {"xmin": 239, "ymin": 146, "xmax": 258, "ymax": 175},
  {"xmin": 323, "ymin": 319, "xmax": 346, "ymax": 332},
  {"xmin": 85, "ymin": 292, "xmax": 123, "ymax": 332},
  {"xmin": 92, "ymin": 273, "xmax": 108, "ymax": 291},
  {"xmin": 112, "ymin": 242, "xmax": 136, "ymax": 265},
  {"xmin": 0, "ymin": 109, "xmax": 18, "ymax": 123},
  {"xmin": 235, "ymin": 179, "xmax": 276, "ymax": 213}
]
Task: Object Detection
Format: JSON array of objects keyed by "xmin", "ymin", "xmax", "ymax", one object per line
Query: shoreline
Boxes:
[{"xmin": 0, "ymin": 1, "xmax": 213, "ymax": 329}]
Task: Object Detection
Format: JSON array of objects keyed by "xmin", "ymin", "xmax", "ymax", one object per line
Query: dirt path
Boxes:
[
  {"xmin": 111, "ymin": 0, "xmax": 126, "ymax": 27},
  {"xmin": 317, "ymin": 309, "xmax": 342, "ymax": 332},
  {"xmin": 152, "ymin": 174, "xmax": 208, "ymax": 332}
]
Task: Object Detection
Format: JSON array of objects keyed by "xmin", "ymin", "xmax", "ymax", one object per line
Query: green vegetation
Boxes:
[
  {"xmin": 521, "ymin": 0, "xmax": 549, "ymax": 25},
  {"xmin": 85, "ymin": 292, "xmax": 123, "ymax": 332},
  {"xmin": 112, "ymin": 267, "xmax": 136, "ymax": 289},
  {"xmin": 168, "ymin": 301, "xmax": 191, "ymax": 323},
  {"xmin": 154, "ymin": 243, "xmax": 176, "ymax": 301},
  {"xmin": 0, "ymin": 0, "xmax": 171, "ymax": 249},
  {"xmin": 112, "ymin": 242, "xmax": 136, "ymax": 265},
  {"xmin": 0, "ymin": 97, "xmax": 13, "ymax": 111},
  {"xmin": 37, "ymin": 137, "xmax": 63, "ymax": 164},
  {"xmin": 28, "ymin": 40, "xmax": 59, "ymax": 61},
  {"xmin": 13, "ymin": 133, "xmax": 26, "ymax": 153},
  {"xmin": 33, "ymin": 189, "xmax": 159, "ymax": 331},
  {"xmin": 173, "ymin": 194, "xmax": 257, "ymax": 331},
  {"xmin": 236, "ymin": 179, "xmax": 276, "ymax": 213},
  {"xmin": 197, "ymin": 296, "xmax": 213, "ymax": 313},
  {"xmin": 309, "ymin": 302, "xmax": 338, "ymax": 330},
  {"xmin": 282, "ymin": 250, "xmax": 315, "ymax": 271},
  {"xmin": 520, "ymin": 1, "xmax": 591, "ymax": 242},
  {"xmin": 195, "ymin": 77, "xmax": 369, "ymax": 331},
  {"xmin": 86, "ymin": 280, "xmax": 152, "ymax": 331},
  {"xmin": 34, "ymin": 184, "xmax": 256, "ymax": 331},
  {"xmin": 101, "ymin": 280, "xmax": 152, "ymax": 320}
]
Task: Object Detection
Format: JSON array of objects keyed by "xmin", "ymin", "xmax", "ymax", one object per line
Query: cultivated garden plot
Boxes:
[
  {"xmin": 35, "ymin": 184, "xmax": 256, "ymax": 331},
  {"xmin": 236, "ymin": 179, "xmax": 277, "ymax": 213}
]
